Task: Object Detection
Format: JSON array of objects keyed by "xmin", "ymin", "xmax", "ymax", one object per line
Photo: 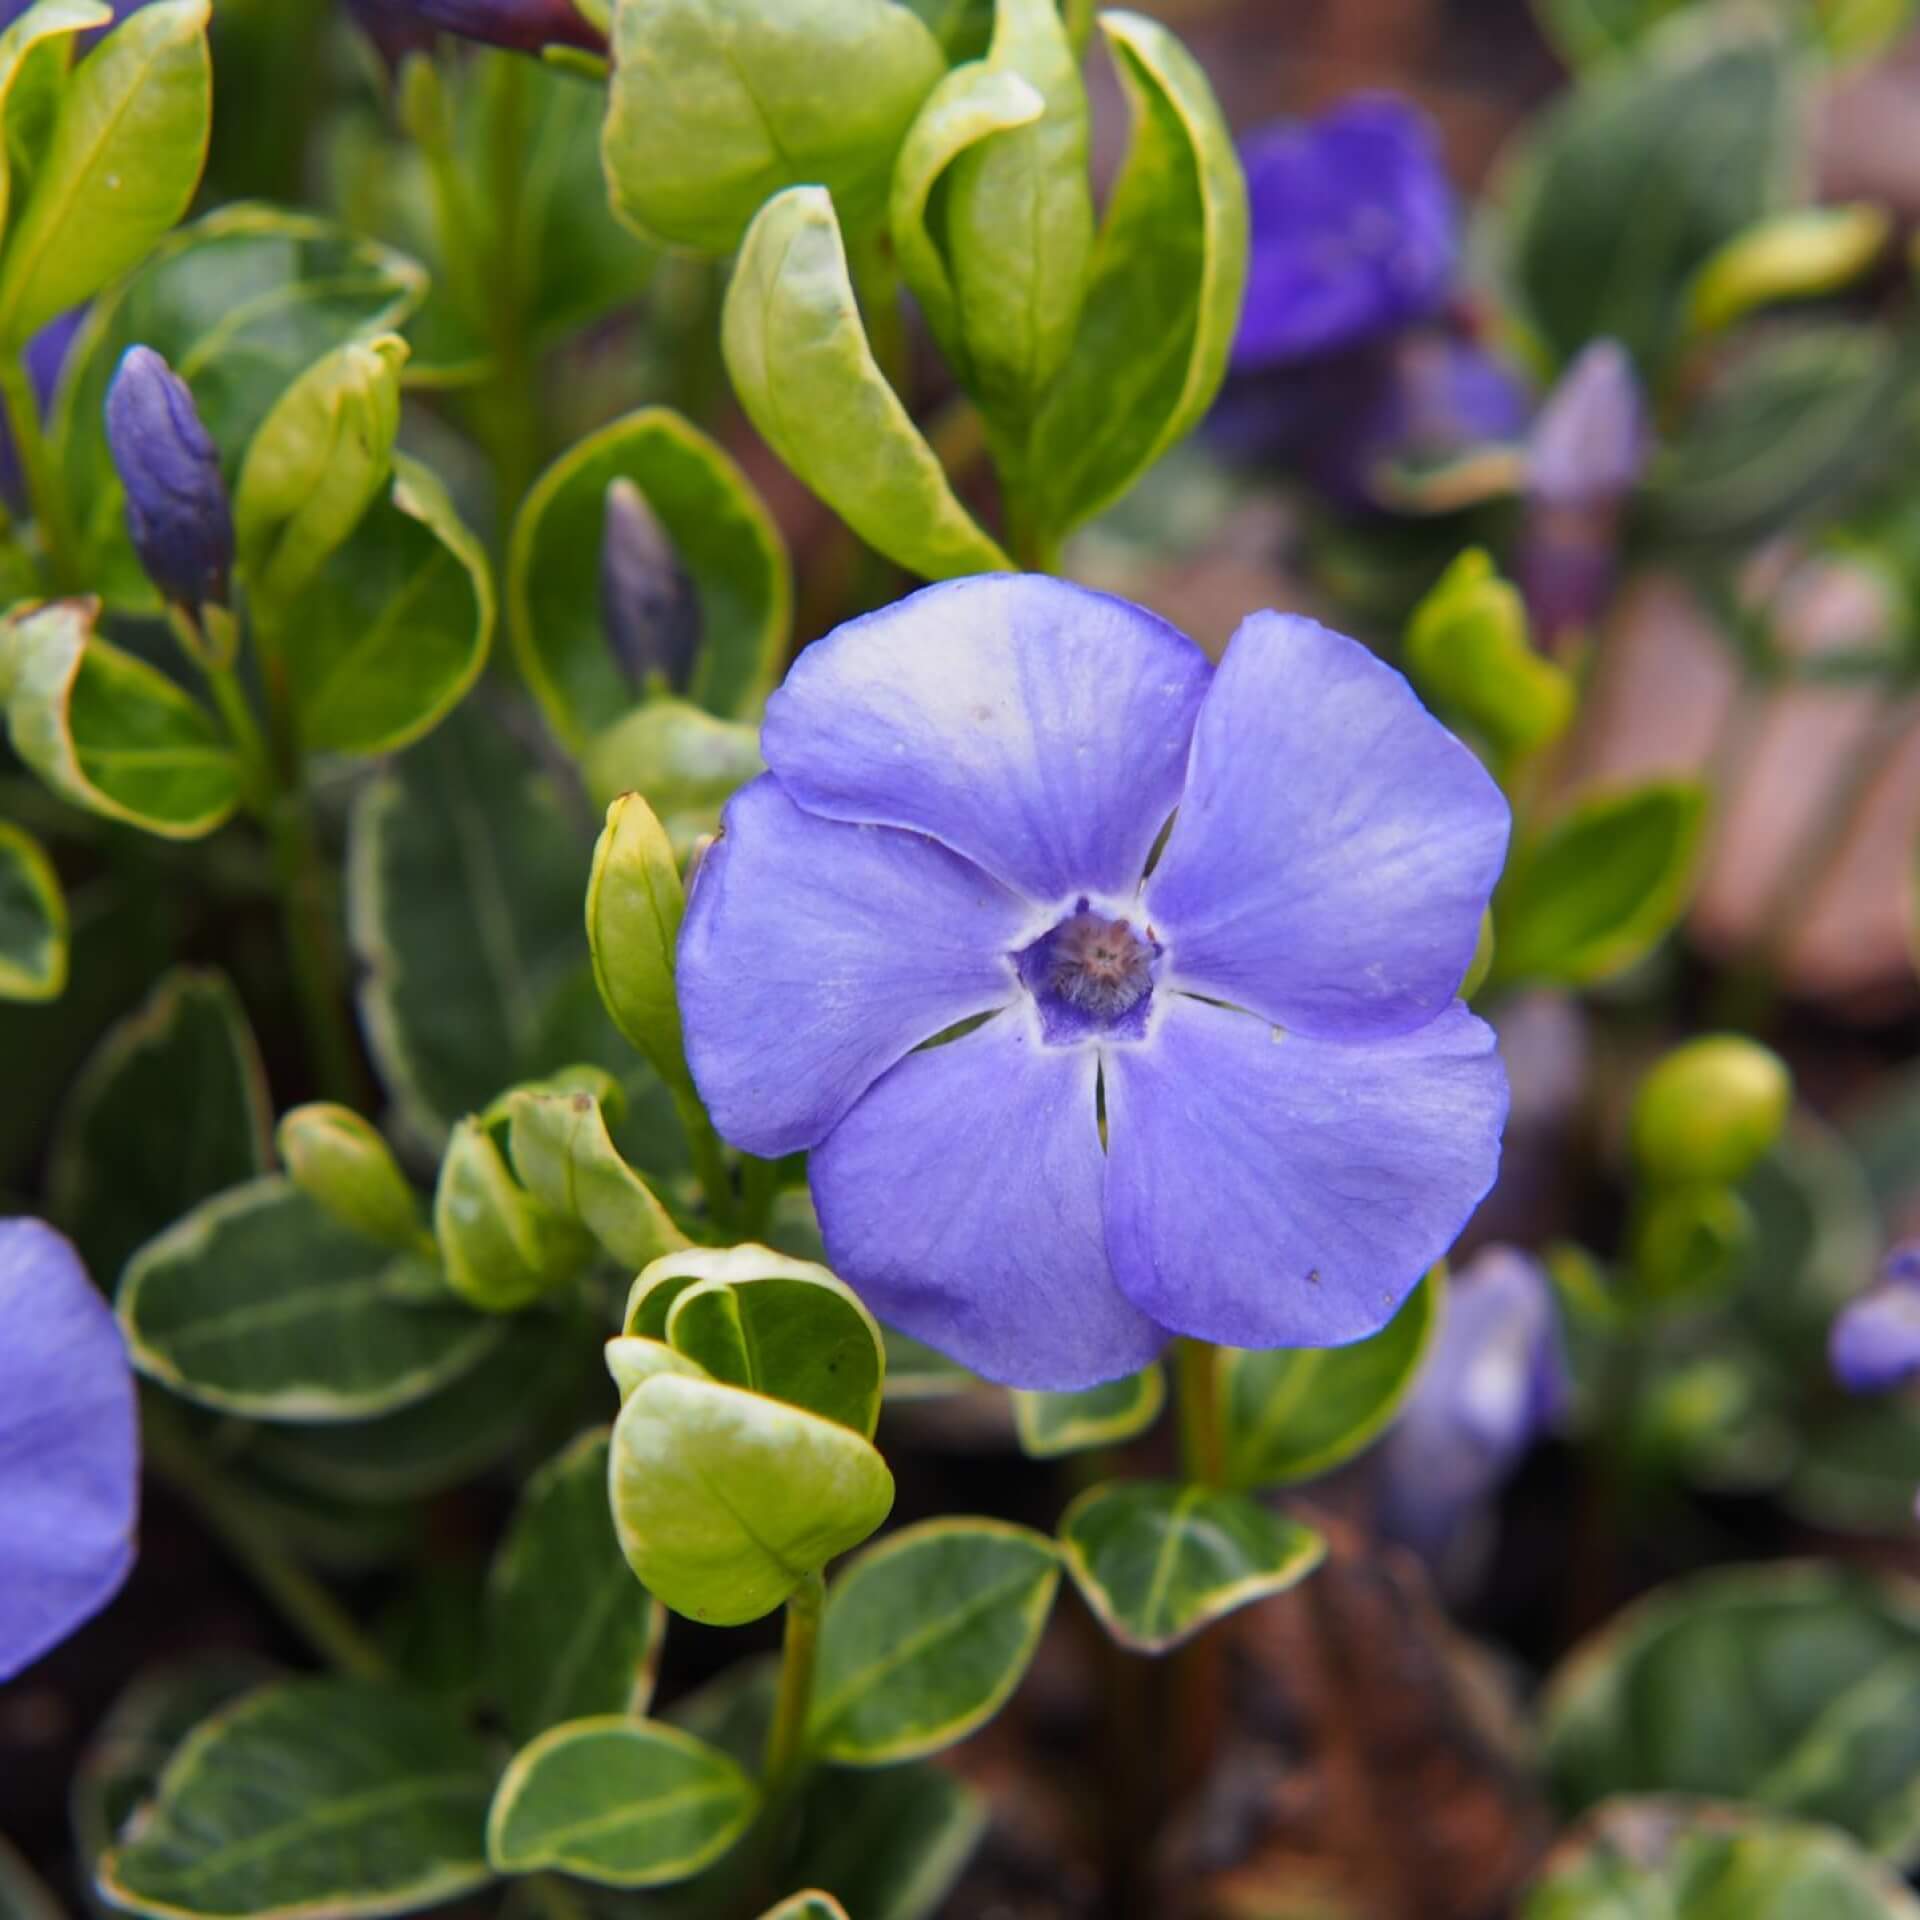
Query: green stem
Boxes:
[
  {"xmin": 146, "ymin": 1411, "xmax": 390, "ymax": 1681},
  {"xmin": 266, "ymin": 782, "xmax": 368, "ymax": 1109},
  {"xmin": 0, "ymin": 354, "xmax": 78, "ymax": 589},
  {"xmin": 761, "ymin": 1569, "xmax": 826, "ymax": 1798},
  {"xmin": 670, "ymin": 1080, "xmax": 738, "ymax": 1233},
  {"xmin": 738, "ymin": 1152, "xmax": 781, "ymax": 1242},
  {"xmin": 1174, "ymin": 1337, "xmax": 1225, "ymax": 1487},
  {"xmin": 476, "ymin": 52, "xmax": 541, "ymax": 519}
]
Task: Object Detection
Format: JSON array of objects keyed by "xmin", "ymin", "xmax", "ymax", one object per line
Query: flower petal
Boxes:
[
  {"xmin": 1, "ymin": 1219, "xmax": 139, "ymax": 1683},
  {"xmin": 1146, "ymin": 612, "xmax": 1508, "ymax": 1039},
  {"xmin": 761, "ymin": 575, "xmax": 1211, "ymax": 903},
  {"xmin": 679, "ymin": 776, "xmax": 1030, "ymax": 1157},
  {"xmin": 1103, "ymin": 996, "xmax": 1506, "ymax": 1348},
  {"xmin": 810, "ymin": 1012, "xmax": 1166, "ymax": 1391}
]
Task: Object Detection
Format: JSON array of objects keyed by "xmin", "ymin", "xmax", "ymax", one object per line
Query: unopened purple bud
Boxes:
[
  {"xmin": 602, "ymin": 478, "xmax": 700, "ymax": 694},
  {"xmin": 381, "ymin": 0, "xmax": 604, "ymax": 54},
  {"xmin": 1831, "ymin": 1242, "xmax": 1920, "ymax": 1394},
  {"xmin": 104, "ymin": 346, "xmax": 233, "ymax": 610},
  {"xmin": 342, "ymin": 0, "xmax": 435, "ymax": 62},
  {"xmin": 1527, "ymin": 341, "xmax": 1648, "ymax": 514},
  {"xmin": 1377, "ymin": 1247, "xmax": 1566, "ymax": 1557}
]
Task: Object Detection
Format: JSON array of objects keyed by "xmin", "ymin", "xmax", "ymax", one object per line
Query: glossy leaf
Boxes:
[
  {"xmin": 896, "ymin": 0, "xmax": 1090, "ymax": 440},
  {"xmin": 722, "ymin": 186, "xmax": 1012, "ymax": 582},
  {"xmin": 1645, "ymin": 324, "xmax": 1904, "ymax": 552},
  {"xmin": 1222, "ymin": 1269, "xmax": 1443, "ymax": 1491},
  {"xmin": 605, "ymin": 1335, "xmax": 706, "ymax": 1404},
  {"xmin": 1491, "ymin": 781, "xmax": 1709, "ymax": 990},
  {"xmin": 1495, "ymin": 17, "xmax": 1802, "ymax": 373},
  {"xmin": 580, "ymin": 696, "xmax": 763, "ymax": 847},
  {"xmin": 1013, "ymin": 1365, "xmax": 1165, "ymax": 1459},
  {"xmin": 274, "ymin": 454, "xmax": 493, "ymax": 758},
  {"xmin": 1022, "ymin": 11, "xmax": 1248, "ymax": 541},
  {"xmin": 1544, "ymin": 1562, "xmax": 1920, "ymax": 1864},
  {"xmin": 119, "ymin": 1176, "xmax": 499, "ymax": 1420},
  {"xmin": 347, "ymin": 705, "xmax": 613, "ymax": 1152},
  {"xmin": 70, "ymin": 1654, "xmax": 276, "ymax": 1882},
  {"xmin": 505, "ymin": 1085, "xmax": 690, "ymax": 1271},
  {"xmin": 510, "ymin": 408, "xmax": 789, "ymax": 751},
  {"xmin": 610, "ymin": 1372, "xmax": 894, "ymax": 1626},
  {"xmin": 6, "ymin": 599, "xmax": 242, "ymax": 838},
  {"xmin": 1058, "ymin": 1479, "xmax": 1325, "ymax": 1654},
  {"xmin": 601, "ymin": 0, "xmax": 944, "ymax": 254},
  {"xmin": 760, "ymin": 1898, "xmax": 850, "ymax": 1920},
  {"xmin": 433, "ymin": 1113, "xmax": 594, "ymax": 1313},
  {"xmin": 276, "ymin": 1103, "xmax": 426, "ymax": 1253},
  {"xmin": 809, "ymin": 1519, "xmax": 1059, "ymax": 1765},
  {"xmin": 97, "ymin": 1679, "xmax": 495, "ymax": 1920},
  {"xmin": 488, "ymin": 1429, "xmax": 664, "ymax": 1742},
  {"xmin": 630, "ymin": 1243, "xmax": 885, "ymax": 1437},
  {"xmin": 585, "ymin": 791, "xmax": 690, "ymax": 1095},
  {"xmin": 486, "ymin": 1718, "xmax": 757, "ymax": 1886},
  {"xmin": 0, "ymin": 817, "xmax": 65, "ymax": 1001},
  {"xmin": 0, "ymin": 0, "xmax": 212, "ymax": 347},
  {"xmin": 245, "ymin": 1304, "xmax": 588, "ymax": 1504},
  {"xmin": 49, "ymin": 967, "xmax": 271, "ymax": 1287},
  {"xmin": 1523, "ymin": 1798, "xmax": 1920, "ymax": 1919},
  {"xmin": 50, "ymin": 205, "xmax": 426, "ymax": 608},
  {"xmin": 0, "ymin": 1, "xmax": 111, "ymax": 241},
  {"xmin": 786, "ymin": 1761, "xmax": 986, "ymax": 1920}
]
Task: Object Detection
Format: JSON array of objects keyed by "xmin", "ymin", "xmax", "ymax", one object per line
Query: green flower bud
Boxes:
[
  {"xmin": 1630, "ymin": 1183, "xmax": 1753, "ymax": 1312},
  {"xmin": 1630, "ymin": 1034, "xmax": 1791, "ymax": 1187},
  {"xmin": 1405, "ymin": 548, "xmax": 1575, "ymax": 759}
]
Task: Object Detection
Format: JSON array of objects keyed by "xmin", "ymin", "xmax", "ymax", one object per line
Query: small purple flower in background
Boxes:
[
  {"xmin": 679, "ymin": 575, "xmax": 1510, "ymax": 1390},
  {"xmin": 1, "ymin": 1220, "xmax": 139, "ymax": 1684},
  {"xmin": 104, "ymin": 346, "xmax": 234, "ymax": 611},
  {"xmin": 1376, "ymin": 1246, "xmax": 1567, "ymax": 1560},
  {"xmin": 1213, "ymin": 95, "xmax": 1528, "ymax": 514},
  {"xmin": 349, "ymin": 0, "xmax": 605, "ymax": 55},
  {"xmin": 1519, "ymin": 340, "xmax": 1649, "ymax": 646},
  {"xmin": 342, "ymin": 0, "xmax": 436, "ymax": 61},
  {"xmin": 1232, "ymin": 96, "xmax": 1456, "ymax": 371},
  {"xmin": 1830, "ymin": 1243, "xmax": 1920, "ymax": 1395}
]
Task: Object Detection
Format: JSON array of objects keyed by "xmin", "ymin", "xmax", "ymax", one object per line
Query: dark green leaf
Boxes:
[
  {"xmin": 48, "ymin": 967, "xmax": 271, "ymax": 1287},
  {"xmin": 510, "ymin": 408, "xmax": 789, "ymax": 751},
  {"xmin": 1495, "ymin": 17, "xmax": 1801, "ymax": 373},
  {"xmin": 0, "ymin": 1837, "xmax": 62, "ymax": 1920},
  {"xmin": 1013, "ymin": 1366, "xmax": 1164, "ymax": 1459},
  {"xmin": 97, "ymin": 1679, "xmax": 495, "ymax": 1920},
  {"xmin": 1222, "ymin": 1268, "xmax": 1442, "ymax": 1490},
  {"xmin": 1058, "ymin": 1479, "xmax": 1325, "ymax": 1654},
  {"xmin": 0, "ymin": 816, "xmax": 65, "ymax": 1000},
  {"xmin": 119, "ymin": 1176, "xmax": 500, "ymax": 1420},
  {"xmin": 809, "ymin": 1518, "xmax": 1058, "ymax": 1764},
  {"xmin": 6, "ymin": 599, "xmax": 242, "ymax": 839},
  {"xmin": 1523, "ymin": 1798, "xmax": 1920, "ymax": 1919},
  {"xmin": 1491, "ymin": 780, "xmax": 1709, "ymax": 989},
  {"xmin": 489, "ymin": 1428, "xmax": 665, "ymax": 1743},
  {"xmin": 486, "ymin": 1718, "xmax": 757, "ymax": 1887},
  {"xmin": 1544, "ymin": 1562, "xmax": 1920, "ymax": 1864},
  {"xmin": 786, "ymin": 1762, "xmax": 986, "ymax": 1920}
]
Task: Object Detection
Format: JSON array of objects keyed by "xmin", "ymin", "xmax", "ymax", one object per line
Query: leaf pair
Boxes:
[{"xmin": 722, "ymin": 9, "xmax": 1246, "ymax": 577}]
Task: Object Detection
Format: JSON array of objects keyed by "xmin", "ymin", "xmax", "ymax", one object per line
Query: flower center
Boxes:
[{"xmin": 1016, "ymin": 900, "xmax": 1158, "ymax": 1045}]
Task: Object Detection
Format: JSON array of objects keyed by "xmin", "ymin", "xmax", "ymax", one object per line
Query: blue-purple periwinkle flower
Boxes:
[
  {"xmin": 602, "ymin": 478, "xmax": 701, "ymax": 694},
  {"xmin": 678, "ymin": 576, "xmax": 1511, "ymax": 1390},
  {"xmin": 356, "ymin": 0, "xmax": 605, "ymax": 54},
  {"xmin": 1231, "ymin": 96, "xmax": 1457, "ymax": 373},
  {"xmin": 0, "ymin": 1219, "xmax": 139, "ymax": 1684},
  {"xmin": 104, "ymin": 346, "xmax": 233, "ymax": 611},
  {"xmin": 1830, "ymin": 1243, "xmax": 1920, "ymax": 1395},
  {"xmin": 1519, "ymin": 341, "xmax": 1649, "ymax": 645},
  {"xmin": 1213, "ymin": 95, "xmax": 1527, "ymax": 515},
  {"xmin": 1376, "ymin": 1246, "xmax": 1567, "ymax": 1558}
]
